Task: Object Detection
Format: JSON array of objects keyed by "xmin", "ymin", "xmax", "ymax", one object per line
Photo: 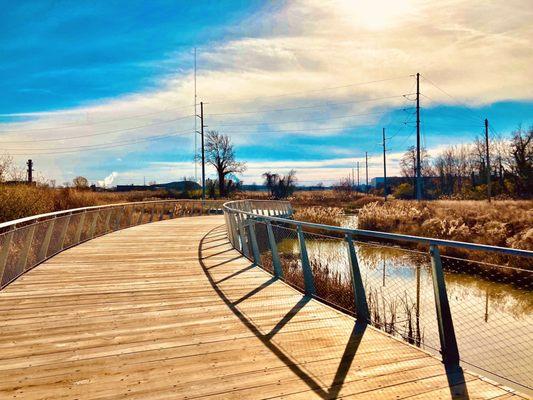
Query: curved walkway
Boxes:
[{"xmin": 0, "ymin": 216, "xmax": 524, "ymax": 399}]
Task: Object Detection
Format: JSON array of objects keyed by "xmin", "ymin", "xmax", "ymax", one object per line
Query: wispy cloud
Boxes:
[{"xmin": 0, "ymin": 0, "xmax": 531, "ymax": 185}]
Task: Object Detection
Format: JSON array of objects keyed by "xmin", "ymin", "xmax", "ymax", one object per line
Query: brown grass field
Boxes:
[
  {"xmin": 358, "ymin": 199, "xmax": 533, "ymax": 251},
  {"xmin": 0, "ymin": 185, "xmax": 170, "ymax": 223},
  {"xmin": 1, "ymin": 186, "xmax": 531, "ymax": 255}
]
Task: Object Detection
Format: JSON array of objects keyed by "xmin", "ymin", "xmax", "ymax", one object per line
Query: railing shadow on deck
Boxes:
[{"xmin": 198, "ymin": 224, "xmax": 470, "ymax": 399}]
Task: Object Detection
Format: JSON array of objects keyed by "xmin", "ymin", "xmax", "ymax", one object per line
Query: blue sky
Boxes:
[
  {"xmin": 0, "ymin": 1, "xmax": 268, "ymax": 114},
  {"xmin": 0, "ymin": 0, "xmax": 531, "ymax": 186}
]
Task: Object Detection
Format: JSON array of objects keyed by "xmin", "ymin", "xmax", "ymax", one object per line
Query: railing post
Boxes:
[
  {"xmin": 74, "ymin": 211, "xmax": 86, "ymax": 244},
  {"xmin": 115, "ymin": 207, "xmax": 123, "ymax": 230},
  {"xmin": 89, "ymin": 211, "xmax": 99, "ymax": 239},
  {"xmin": 248, "ymin": 220, "xmax": 261, "ymax": 266},
  {"xmin": 345, "ymin": 234, "xmax": 370, "ymax": 322},
  {"xmin": 297, "ymin": 225, "xmax": 315, "ymax": 296},
  {"xmin": 59, "ymin": 214, "xmax": 72, "ymax": 250},
  {"xmin": 128, "ymin": 206, "xmax": 136, "ymax": 226},
  {"xmin": 39, "ymin": 218, "xmax": 55, "ymax": 260},
  {"xmin": 137, "ymin": 206, "xmax": 145, "ymax": 225},
  {"xmin": 266, "ymin": 220, "xmax": 283, "ymax": 278},
  {"xmin": 104, "ymin": 209, "xmax": 112, "ymax": 232},
  {"xmin": 0, "ymin": 227, "xmax": 15, "ymax": 284},
  {"xmin": 227, "ymin": 212, "xmax": 235, "ymax": 246},
  {"xmin": 168, "ymin": 202, "xmax": 174, "ymax": 219},
  {"xmin": 230, "ymin": 212, "xmax": 238, "ymax": 248},
  {"xmin": 149, "ymin": 204, "xmax": 156, "ymax": 222},
  {"xmin": 159, "ymin": 203, "xmax": 165, "ymax": 221},
  {"xmin": 429, "ymin": 244, "xmax": 460, "ymax": 366},
  {"xmin": 237, "ymin": 214, "xmax": 250, "ymax": 258},
  {"xmin": 17, "ymin": 224, "xmax": 36, "ymax": 272}
]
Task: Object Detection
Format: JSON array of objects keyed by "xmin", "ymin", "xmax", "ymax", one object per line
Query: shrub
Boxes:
[{"xmin": 392, "ymin": 183, "xmax": 414, "ymax": 199}]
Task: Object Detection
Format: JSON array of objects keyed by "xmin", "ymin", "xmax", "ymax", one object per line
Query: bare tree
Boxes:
[
  {"xmin": 508, "ymin": 126, "xmax": 532, "ymax": 196},
  {"xmin": 0, "ymin": 154, "xmax": 14, "ymax": 183},
  {"xmin": 72, "ymin": 176, "xmax": 89, "ymax": 189},
  {"xmin": 400, "ymin": 146, "xmax": 430, "ymax": 178},
  {"xmin": 263, "ymin": 170, "xmax": 297, "ymax": 199},
  {"xmin": 205, "ymin": 131, "xmax": 246, "ymax": 197}
]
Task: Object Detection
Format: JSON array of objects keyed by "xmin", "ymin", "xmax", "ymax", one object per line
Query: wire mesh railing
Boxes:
[
  {"xmin": 0, "ymin": 199, "xmax": 224, "ymax": 290},
  {"xmin": 223, "ymin": 199, "xmax": 533, "ymax": 393}
]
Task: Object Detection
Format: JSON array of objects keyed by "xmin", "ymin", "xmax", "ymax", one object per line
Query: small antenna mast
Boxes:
[{"xmin": 194, "ymin": 47, "xmax": 198, "ymax": 183}]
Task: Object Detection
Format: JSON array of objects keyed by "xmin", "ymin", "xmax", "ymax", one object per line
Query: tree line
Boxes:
[{"xmin": 396, "ymin": 126, "xmax": 532, "ymax": 199}]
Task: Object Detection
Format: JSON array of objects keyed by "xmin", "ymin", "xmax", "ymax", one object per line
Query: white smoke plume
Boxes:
[{"xmin": 97, "ymin": 172, "xmax": 118, "ymax": 188}]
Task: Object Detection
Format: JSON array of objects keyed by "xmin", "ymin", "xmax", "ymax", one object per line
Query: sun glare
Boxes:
[{"xmin": 337, "ymin": 0, "xmax": 414, "ymax": 30}]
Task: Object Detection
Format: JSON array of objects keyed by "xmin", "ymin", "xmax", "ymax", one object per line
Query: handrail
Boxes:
[
  {"xmin": 223, "ymin": 201, "xmax": 533, "ymax": 258},
  {"xmin": 0, "ymin": 199, "xmax": 214, "ymax": 230},
  {"xmin": 222, "ymin": 199, "xmax": 533, "ymax": 391},
  {"xmin": 0, "ymin": 199, "xmax": 224, "ymax": 290}
]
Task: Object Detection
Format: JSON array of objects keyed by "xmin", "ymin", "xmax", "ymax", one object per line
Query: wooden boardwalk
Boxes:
[{"xmin": 0, "ymin": 216, "xmax": 525, "ymax": 399}]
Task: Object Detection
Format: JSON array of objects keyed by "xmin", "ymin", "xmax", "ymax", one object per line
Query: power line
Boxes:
[
  {"xmin": 211, "ymin": 109, "xmax": 412, "ymax": 126},
  {"xmin": 0, "ymin": 115, "xmax": 195, "ymax": 143},
  {"xmin": 3, "ymin": 129, "xmax": 193, "ymax": 154},
  {"xmin": 204, "ymin": 75, "xmax": 411, "ymax": 105},
  {"xmin": 206, "ymin": 94, "xmax": 411, "ymax": 116},
  {"xmin": 419, "ymin": 94, "xmax": 483, "ymax": 125},
  {"xmin": 0, "ymin": 104, "xmax": 196, "ymax": 133},
  {"xmin": 420, "ymin": 74, "xmax": 484, "ymax": 123}
]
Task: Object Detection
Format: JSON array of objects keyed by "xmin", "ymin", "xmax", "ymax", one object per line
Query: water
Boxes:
[{"xmin": 276, "ymin": 215, "xmax": 533, "ymax": 391}]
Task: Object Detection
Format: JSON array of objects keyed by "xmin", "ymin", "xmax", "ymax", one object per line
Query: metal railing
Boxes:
[
  {"xmin": 223, "ymin": 199, "xmax": 533, "ymax": 392},
  {"xmin": 0, "ymin": 199, "xmax": 224, "ymax": 290}
]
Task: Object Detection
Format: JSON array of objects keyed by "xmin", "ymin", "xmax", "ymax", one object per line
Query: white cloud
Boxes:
[{"xmin": 0, "ymin": 0, "xmax": 531, "ymax": 184}]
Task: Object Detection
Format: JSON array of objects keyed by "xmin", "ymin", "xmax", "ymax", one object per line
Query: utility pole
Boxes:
[
  {"xmin": 485, "ymin": 118, "xmax": 491, "ymax": 202},
  {"xmin": 351, "ymin": 167, "xmax": 355, "ymax": 188},
  {"xmin": 382, "ymin": 128, "xmax": 387, "ymax": 201},
  {"xmin": 196, "ymin": 102, "xmax": 206, "ymax": 201},
  {"xmin": 415, "ymin": 72, "xmax": 423, "ymax": 201},
  {"xmin": 365, "ymin": 152, "xmax": 369, "ymax": 194},
  {"xmin": 357, "ymin": 161, "xmax": 360, "ymax": 190},
  {"xmin": 26, "ymin": 159, "xmax": 33, "ymax": 184}
]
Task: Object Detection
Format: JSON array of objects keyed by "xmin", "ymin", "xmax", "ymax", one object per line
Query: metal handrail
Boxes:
[
  {"xmin": 0, "ymin": 199, "xmax": 224, "ymax": 290},
  {"xmin": 0, "ymin": 199, "xmax": 217, "ymax": 230},
  {"xmin": 224, "ymin": 201, "xmax": 533, "ymax": 258},
  {"xmin": 222, "ymin": 199, "xmax": 533, "ymax": 377}
]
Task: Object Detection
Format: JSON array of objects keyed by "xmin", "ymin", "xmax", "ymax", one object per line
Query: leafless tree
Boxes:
[
  {"xmin": 0, "ymin": 154, "xmax": 14, "ymax": 183},
  {"xmin": 263, "ymin": 170, "xmax": 297, "ymax": 199},
  {"xmin": 72, "ymin": 176, "xmax": 89, "ymax": 189},
  {"xmin": 205, "ymin": 131, "xmax": 246, "ymax": 197},
  {"xmin": 507, "ymin": 126, "xmax": 532, "ymax": 196},
  {"xmin": 400, "ymin": 146, "xmax": 431, "ymax": 178}
]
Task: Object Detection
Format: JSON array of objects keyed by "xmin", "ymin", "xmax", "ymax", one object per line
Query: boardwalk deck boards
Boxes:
[{"xmin": 0, "ymin": 216, "xmax": 525, "ymax": 399}]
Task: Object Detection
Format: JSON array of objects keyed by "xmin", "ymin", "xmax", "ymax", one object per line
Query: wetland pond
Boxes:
[{"xmin": 274, "ymin": 215, "xmax": 532, "ymax": 391}]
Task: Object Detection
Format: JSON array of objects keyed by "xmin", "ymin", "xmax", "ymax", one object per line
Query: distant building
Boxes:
[
  {"xmin": 370, "ymin": 177, "xmax": 385, "ymax": 187},
  {"xmin": 115, "ymin": 180, "xmax": 201, "ymax": 192}
]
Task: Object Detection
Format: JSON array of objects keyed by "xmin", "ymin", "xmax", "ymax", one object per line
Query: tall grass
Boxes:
[
  {"xmin": 0, "ymin": 184, "xmax": 168, "ymax": 223},
  {"xmin": 293, "ymin": 206, "xmax": 345, "ymax": 227},
  {"xmin": 234, "ymin": 190, "xmax": 382, "ymax": 210},
  {"xmin": 358, "ymin": 199, "xmax": 533, "ymax": 270},
  {"xmin": 358, "ymin": 200, "xmax": 533, "ymax": 250}
]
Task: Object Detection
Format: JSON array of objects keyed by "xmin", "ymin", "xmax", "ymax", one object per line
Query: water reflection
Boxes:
[{"xmin": 273, "ymin": 216, "xmax": 533, "ymax": 390}]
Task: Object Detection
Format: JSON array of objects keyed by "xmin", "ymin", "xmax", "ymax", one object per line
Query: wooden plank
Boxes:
[{"xmin": 0, "ymin": 216, "xmax": 520, "ymax": 399}]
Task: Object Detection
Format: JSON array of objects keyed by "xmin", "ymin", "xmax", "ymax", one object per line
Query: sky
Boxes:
[{"xmin": 0, "ymin": 0, "xmax": 532, "ymax": 186}]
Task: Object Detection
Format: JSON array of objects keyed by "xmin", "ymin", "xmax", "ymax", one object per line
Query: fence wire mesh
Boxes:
[
  {"xmin": 442, "ymin": 253, "xmax": 532, "ymax": 389},
  {"xmin": 0, "ymin": 200, "xmax": 223, "ymax": 291},
  {"xmin": 223, "ymin": 200, "xmax": 533, "ymax": 393}
]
